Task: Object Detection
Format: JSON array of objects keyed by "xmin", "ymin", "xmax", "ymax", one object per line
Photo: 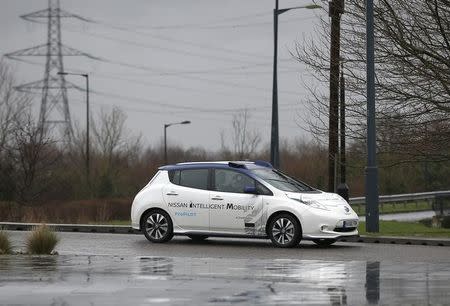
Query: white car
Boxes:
[{"xmin": 131, "ymin": 161, "xmax": 359, "ymax": 248}]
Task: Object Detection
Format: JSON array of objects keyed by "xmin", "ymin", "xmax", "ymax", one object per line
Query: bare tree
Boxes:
[
  {"xmin": 91, "ymin": 106, "xmax": 143, "ymax": 197},
  {"xmin": 0, "ymin": 61, "xmax": 32, "ymax": 201},
  {"xmin": 92, "ymin": 107, "xmax": 127, "ymax": 165},
  {"xmin": 295, "ymin": 0, "xmax": 450, "ymax": 162},
  {"xmin": 7, "ymin": 114, "xmax": 59, "ymax": 205},
  {"xmin": 221, "ymin": 109, "xmax": 261, "ymax": 159},
  {"xmin": 0, "ymin": 61, "xmax": 30, "ymax": 153}
]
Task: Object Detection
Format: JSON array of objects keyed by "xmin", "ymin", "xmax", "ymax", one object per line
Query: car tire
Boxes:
[
  {"xmin": 268, "ymin": 213, "xmax": 302, "ymax": 248},
  {"xmin": 142, "ymin": 210, "xmax": 174, "ymax": 243},
  {"xmin": 187, "ymin": 235, "xmax": 208, "ymax": 241},
  {"xmin": 312, "ymin": 239, "xmax": 336, "ymax": 247}
]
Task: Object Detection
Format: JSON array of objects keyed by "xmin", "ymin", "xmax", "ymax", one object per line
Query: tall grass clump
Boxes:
[
  {"xmin": 26, "ymin": 225, "xmax": 59, "ymax": 255},
  {"xmin": 0, "ymin": 230, "xmax": 13, "ymax": 254}
]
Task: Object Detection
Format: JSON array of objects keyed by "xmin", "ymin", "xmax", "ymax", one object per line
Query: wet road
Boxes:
[
  {"xmin": 7, "ymin": 231, "xmax": 450, "ymax": 262},
  {"xmin": 1, "ymin": 231, "xmax": 450, "ymax": 305}
]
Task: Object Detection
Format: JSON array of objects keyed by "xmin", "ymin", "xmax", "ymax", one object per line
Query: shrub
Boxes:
[
  {"xmin": 0, "ymin": 230, "xmax": 13, "ymax": 254},
  {"xmin": 0, "ymin": 199, "xmax": 131, "ymax": 224},
  {"xmin": 419, "ymin": 218, "xmax": 432, "ymax": 227},
  {"xmin": 441, "ymin": 216, "xmax": 450, "ymax": 229},
  {"xmin": 26, "ymin": 225, "xmax": 59, "ymax": 255}
]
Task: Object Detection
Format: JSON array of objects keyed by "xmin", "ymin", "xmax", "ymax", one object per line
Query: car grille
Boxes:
[{"xmin": 334, "ymin": 227, "xmax": 357, "ymax": 232}]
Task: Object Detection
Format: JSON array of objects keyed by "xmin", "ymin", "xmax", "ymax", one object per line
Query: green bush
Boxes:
[
  {"xmin": 419, "ymin": 218, "xmax": 432, "ymax": 227},
  {"xmin": 441, "ymin": 216, "xmax": 450, "ymax": 229},
  {"xmin": 26, "ymin": 225, "xmax": 59, "ymax": 255},
  {"xmin": 0, "ymin": 230, "xmax": 13, "ymax": 254}
]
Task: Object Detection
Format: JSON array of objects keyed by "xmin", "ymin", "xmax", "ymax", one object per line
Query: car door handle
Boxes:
[
  {"xmin": 166, "ymin": 191, "xmax": 178, "ymax": 196},
  {"xmin": 211, "ymin": 196, "xmax": 223, "ymax": 201}
]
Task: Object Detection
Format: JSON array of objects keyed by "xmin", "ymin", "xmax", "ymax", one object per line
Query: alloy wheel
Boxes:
[
  {"xmin": 271, "ymin": 217, "xmax": 295, "ymax": 245},
  {"xmin": 268, "ymin": 213, "xmax": 301, "ymax": 248},
  {"xmin": 146, "ymin": 213, "xmax": 169, "ymax": 240}
]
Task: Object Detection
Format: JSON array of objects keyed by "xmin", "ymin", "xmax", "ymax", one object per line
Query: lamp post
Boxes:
[
  {"xmin": 164, "ymin": 120, "xmax": 191, "ymax": 165},
  {"xmin": 328, "ymin": 0, "xmax": 344, "ymax": 192},
  {"xmin": 58, "ymin": 71, "xmax": 90, "ymax": 188},
  {"xmin": 337, "ymin": 60, "xmax": 349, "ymax": 202},
  {"xmin": 365, "ymin": 0, "xmax": 379, "ymax": 232},
  {"xmin": 271, "ymin": 1, "xmax": 321, "ymax": 169}
]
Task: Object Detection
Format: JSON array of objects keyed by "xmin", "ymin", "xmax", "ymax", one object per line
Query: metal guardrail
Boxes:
[{"xmin": 349, "ymin": 190, "xmax": 450, "ymax": 205}]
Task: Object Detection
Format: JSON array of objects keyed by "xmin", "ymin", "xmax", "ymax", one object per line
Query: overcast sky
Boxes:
[{"xmin": 1, "ymin": 0, "xmax": 325, "ymax": 151}]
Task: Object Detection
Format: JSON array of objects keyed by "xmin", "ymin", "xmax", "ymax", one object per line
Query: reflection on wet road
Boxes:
[{"xmin": 1, "ymin": 255, "xmax": 449, "ymax": 305}]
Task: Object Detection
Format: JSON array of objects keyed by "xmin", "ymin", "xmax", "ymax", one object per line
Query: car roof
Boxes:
[{"xmin": 159, "ymin": 160, "xmax": 272, "ymax": 171}]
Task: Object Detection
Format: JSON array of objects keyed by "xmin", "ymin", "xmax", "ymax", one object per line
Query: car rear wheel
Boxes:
[
  {"xmin": 268, "ymin": 213, "xmax": 301, "ymax": 248},
  {"xmin": 142, "ymin": 210, "xmax": 174, "ymax": 243},
  {"xmin": 312, "ymin": 239, "xmax": 336, "ymax": 246},
  {"xmin": 187, "ymin": 235, "xmax": 208, "ymax": 241}
]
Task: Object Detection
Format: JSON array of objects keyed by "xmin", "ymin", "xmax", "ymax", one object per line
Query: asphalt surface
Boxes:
[
  {"xmin": 1, "ymin": 231, "xmax": 450, "ymax": 305},
  {"xmin": 7, "ymin": 231, "xmax": 450, "ymax": 262}
]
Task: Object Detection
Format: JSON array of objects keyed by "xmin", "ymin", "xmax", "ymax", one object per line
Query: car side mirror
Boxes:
[{"xmin": 244, "ymin": 186, "xmax": 258, "ymax": 194}]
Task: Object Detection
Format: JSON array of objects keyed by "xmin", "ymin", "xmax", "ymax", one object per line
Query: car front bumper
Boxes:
[{"xmin": 303, "ymin": 228, "xmax": 359, "ymax": 240}]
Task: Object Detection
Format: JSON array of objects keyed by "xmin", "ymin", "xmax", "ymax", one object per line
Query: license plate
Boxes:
[{"xmin": 343, "ymin": 220, "xmax": 358, "ymax": 228}]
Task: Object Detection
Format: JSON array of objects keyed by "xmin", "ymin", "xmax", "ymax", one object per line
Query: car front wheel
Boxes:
[
  {"xmin": 142, "ymin": 210, "xmax": 174, "ymax": 243},
  {"xmin": 268, "ymin": 213, "xmax": 301, "ymax": 248}
]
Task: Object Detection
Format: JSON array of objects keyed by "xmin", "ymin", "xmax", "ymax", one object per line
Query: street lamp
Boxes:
[
  {"xmin": 365, "ymin": 0, "xmax": 379, "ymax": 232},
  {"xmin": 57, "ymin": 71, "xmax": 90, "ymax": 189},
  {"xmin": 164, "ymin": 120, "xmax": 191, "ymax": 165},
  {"xmin": 271, "ymin": 2, "xmax": 321, "ymax": 169}
]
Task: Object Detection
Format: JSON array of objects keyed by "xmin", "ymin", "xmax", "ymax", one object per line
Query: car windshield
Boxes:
[{"xmin": 251, "ymin": 168, "xmax": 315, "ymax": 192}]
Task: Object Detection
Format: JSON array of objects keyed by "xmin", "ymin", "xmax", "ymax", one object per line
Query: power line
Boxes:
[
  {"xmin": 93, "ymin": 12, "xmax": 316, "ymax": 31},
  {"xmin": 64, "ymin": 26, "xmax": 299, "ymax": 76},
  {"xmin": 66, "ymin": 28, "xmax": 262, "ymax": 65},
  {"xmin": 64, "ymin": 93, "xmax": 301, "ymax": 129},
  {"xmin": 25, "ymin": 16, "xmax": 305, "ymax": 89},
  {"xmin": 89, "ymin": 88, "xmax": 299, "ymax": 114},
  {"xmin": 90, "ymin": 72, "xmax": 293, "ymax": 103},
  {"xmin": 92, "ymin": 22, "xmax": 273, "ymax": 61},
  {"xmin": 19, "ymin": 24, "xmax": 297, "ymax": 77},
  {"xmin": 94, "ymin": 57, "xmax": 304, "ymax": 97},
  {"xmin": 8, "ymin": 56, "xmax": 306, "ymax": 105},
  {"xmin": 200, "ymin": 16, "xmax": 317, "ymax": 29},
  {"xmin": 91, "ymin": 18, "xmax": 317, "ymax": 62},
  {"xmin": 76, "ymin": 96, "xmax": 301, "ymax": 130},
  {"xmin": 93, "ymin": 10, "xmax": 272, "ymax": 30}
]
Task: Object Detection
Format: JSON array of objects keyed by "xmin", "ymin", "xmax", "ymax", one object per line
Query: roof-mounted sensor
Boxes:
[
  {"xmin": 254, "ymin": 160, "xmax": 273, "ymax": 168},
  {"xmin": 228, "ymin": 162, "xmax": 246, "ymax": 168}
]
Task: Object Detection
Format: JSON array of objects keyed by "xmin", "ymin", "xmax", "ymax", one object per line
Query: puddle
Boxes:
[{"xmin": 0, "ymin": 255, "xmax": 449, "ymax": 305}]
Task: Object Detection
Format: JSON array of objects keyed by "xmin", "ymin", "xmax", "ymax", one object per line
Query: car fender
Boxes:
[
  {"xmin": 131, "ymin": 184, "xmax": 170, "ymax": 229},
  {"xmin": 265, "ymin": 198, "xmax": 308, "ymax": 229}
]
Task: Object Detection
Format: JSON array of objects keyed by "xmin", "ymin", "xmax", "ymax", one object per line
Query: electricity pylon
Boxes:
[{"xmin": 6, "ymin": 0, "xmax": 92, "ymax": 139}]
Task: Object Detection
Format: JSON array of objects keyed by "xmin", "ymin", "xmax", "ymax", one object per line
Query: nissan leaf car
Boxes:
[{"xmin": 131, "ymin": 161, "xmax": 359, "ymax": 248}]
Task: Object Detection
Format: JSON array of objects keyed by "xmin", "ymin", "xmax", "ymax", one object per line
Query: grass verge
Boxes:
[
  {"xmin": 351, "ymin": 201, "xmax": 432, "ymax": 216},
  {"xmin": 26, "ymin": 224, "xmax": 59, "ymax": 255},
  {"xmin": 88, "ymin": 220, "xmax": 131, "ymax": 226},
  {"xmin": 358, "ymin": 221, "xmax": 450, "ymax": 238},
  {"xmin": 0, "ymin": 230, "xmax": 13, "ymax": 254}
]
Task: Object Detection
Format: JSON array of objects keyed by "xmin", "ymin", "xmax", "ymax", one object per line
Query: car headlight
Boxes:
[{"xmin": 289, "ymin": 197, "xmax": 330, "ymax": 211}]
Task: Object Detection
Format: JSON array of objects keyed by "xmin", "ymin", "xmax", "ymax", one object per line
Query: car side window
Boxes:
[
  {"xmin": 214, "ymin": 169, "xmax": 256, "ymax": 193},
  {"xmin": 174, "ymin": 169, "xmax": 208, "ymax": 190},
  {"xmin": 169, "ymin": 170, "xmax": 180, "ymax": 184},
  {"xmin": 256, "ymin": 182, "xmax": 273, "ymax": 196}
]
